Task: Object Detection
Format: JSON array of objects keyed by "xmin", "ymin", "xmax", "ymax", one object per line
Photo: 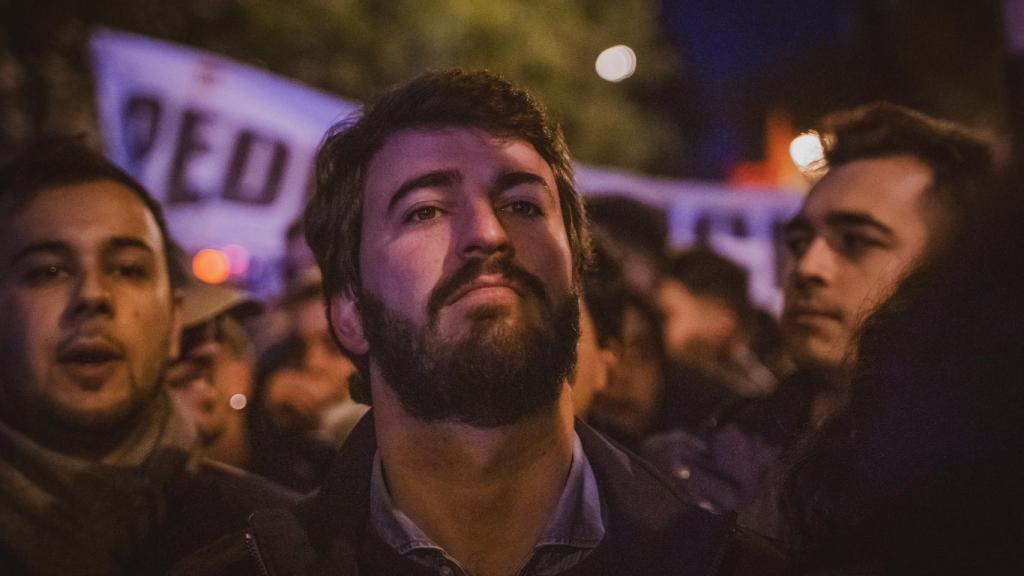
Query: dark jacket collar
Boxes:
[
  {"xmin": 570, "ymin": 419, "xmax": 735, "ymax": 575},
  {"xmin": 268, "ymin": 412, "xmax": 737, "ymax": 575}
]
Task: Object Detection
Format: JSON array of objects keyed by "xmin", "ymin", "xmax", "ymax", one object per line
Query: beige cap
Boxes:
[{"xmin": 181, "ymin": 282, "xmax": 263, "ymax": 328}]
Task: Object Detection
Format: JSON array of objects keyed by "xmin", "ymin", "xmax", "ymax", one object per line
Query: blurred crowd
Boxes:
[{"xmin": 0, "ymin": 70, "xmax": 1020, "ymax": 576}]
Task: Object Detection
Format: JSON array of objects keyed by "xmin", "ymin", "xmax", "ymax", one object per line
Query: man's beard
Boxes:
[{"xmin": 358, "ymin": 256, "xmax": 579, "ymax": 427}]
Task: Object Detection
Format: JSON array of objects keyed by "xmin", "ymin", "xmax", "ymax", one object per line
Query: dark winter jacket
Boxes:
[{"xmin": 170, "ymin": 413, "xmax": 786, "ymax": 575}]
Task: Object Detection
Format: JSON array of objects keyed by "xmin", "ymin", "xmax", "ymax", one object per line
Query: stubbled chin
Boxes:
[{"xmin": 788, "ymin": 335, "xmax": 851, "ymax": 372}]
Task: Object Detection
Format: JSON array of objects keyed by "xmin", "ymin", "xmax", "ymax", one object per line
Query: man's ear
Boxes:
[
  {"xmin": 329, "ymin": 293, "xmax": 369, "ymax": 355},
  {"xmin": 169, "ymin": 288, "xmax": 185, "ymax": 361}
]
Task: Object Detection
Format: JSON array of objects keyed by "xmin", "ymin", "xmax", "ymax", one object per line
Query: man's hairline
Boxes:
[
  {"xmin": 0, "ymin": 177, "xmax": 180, "ymax": 298},
  {"xmin": 823, "ymin": 151, "xmax": 948, "ymax": 206},
  {"xmin": 798, "ymin": 150, "xmax": 951, "ymax": 231}
]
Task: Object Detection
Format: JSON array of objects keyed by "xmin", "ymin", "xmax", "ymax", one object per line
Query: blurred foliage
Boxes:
[{"xmin": 0, "ymin": 0, "xmax": 691, "ymax": 175}]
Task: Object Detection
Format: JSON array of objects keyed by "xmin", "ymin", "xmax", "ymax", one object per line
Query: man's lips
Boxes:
[
  {"xmin": 56, "ymin": 336, "xmax": 125, "ymax": 387},
  {"xmin": 446, "ymin": 275, "xmax": 524, "ymax": 306},
  {"xmin": 784, "ymin": 304, "xmax": 843, "ymax": 323}
]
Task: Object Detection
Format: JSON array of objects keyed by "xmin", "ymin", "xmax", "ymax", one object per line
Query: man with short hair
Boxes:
[
  {"xmin": 185, "ymin": 69, "xmax": 778, "ymax": 576},
  {"xmin": 780, "ymin": 102, "xmax": 994, "ymax": 425},
  {"xmin": 0, "ymin": 136, "xmax": 294, "ymax": 575},
  {"xmin": 642, "ymin": 102, "xmax": 994, "ymax": 536}
]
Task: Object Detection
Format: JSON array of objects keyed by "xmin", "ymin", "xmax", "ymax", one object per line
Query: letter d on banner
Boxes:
[{"xmin": 90, "ymin": 28, "xmax": 359, "ymax": 296}]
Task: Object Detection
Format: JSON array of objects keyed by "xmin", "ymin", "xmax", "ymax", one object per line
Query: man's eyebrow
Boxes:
[
  {"xmin": 9, "ymin": 241, "xmax": 71, "ymax": 266},
  {"xmin": 106, "ymin": 236, "xmax": 158, "ymax": 255},
  {"xmin": 825, "ymin": 211, "xmax": 895, "ymax": 238},
  {"xmin": 491, "ymin": 171, "xmax": 550, "ymax": 197},
  {"xmin": 386, "ymin": 169, "xmax": 462, "ymax": 215},
  {"xmin": 783, "ymin": 216, "xmax": 812, "ymax": 236}
]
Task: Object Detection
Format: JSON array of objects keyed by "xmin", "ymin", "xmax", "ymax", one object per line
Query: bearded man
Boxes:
[{"xmin": 179, "ymin": 69, "xmax": 780, "ymax": 576}]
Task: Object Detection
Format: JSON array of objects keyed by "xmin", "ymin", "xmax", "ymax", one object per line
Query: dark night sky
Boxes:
[{"xmin": 658, "ymin": 0, "xmax": 1008, "ymax": 177}]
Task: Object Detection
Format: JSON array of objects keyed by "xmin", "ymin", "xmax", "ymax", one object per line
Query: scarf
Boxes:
[{"xmin": 0, "ymin": 390, "xmax": 197, "ymax": 575}]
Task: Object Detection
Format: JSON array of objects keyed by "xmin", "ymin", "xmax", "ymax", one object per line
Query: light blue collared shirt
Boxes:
[{"xmin": 369, "ymin": 433, "xmax": 605, "ymax": 576}]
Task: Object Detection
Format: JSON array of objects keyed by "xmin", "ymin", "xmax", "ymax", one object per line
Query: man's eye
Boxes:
[
  {"xmin": 406, "ymin": 206, "xmax": 441, "ymax": 223},
  {"xmin": 24, "ymin": 265, "xmax": 69, "ymax": 283},
  {"xmin": 505, "ymin": 200, "xmax": 542, "ymax": 217},
  {"xmin": 116, "ymin": 265, "xmax": 150, "ymax": 279},
  {"xmin": 783, "ymin": 233, "xmax": 811, "ymax": 257},
  {"xmin": 838, "ymin": 233, "xmax": 881, "ymax": 257}
]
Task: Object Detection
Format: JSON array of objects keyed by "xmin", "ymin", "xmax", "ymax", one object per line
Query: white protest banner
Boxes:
[
  {"xmin": 92, "ymin": 28, "xmax": 801, "ymax": 308},
  {"xmin": 90, "ymin": 28, "xmax": 359, "ymax": 295},
  {"xmin": 577, "ymin": 165, "xmax": 802, "ymax": 314}
]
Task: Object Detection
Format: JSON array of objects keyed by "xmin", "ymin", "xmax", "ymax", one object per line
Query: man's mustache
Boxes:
[{"xmin": 427, "ymin": 255, "xmax": 549, "ymax": 320}]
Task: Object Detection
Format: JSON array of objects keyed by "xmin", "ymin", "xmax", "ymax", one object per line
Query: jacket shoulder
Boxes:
[
  {"xmin": 191, "ymin": 459, "xmax": 302, "ymax": 510},
  {"xmin": 160, "ymin": 461, "xmax": 300, "ymax": 573},
  {"xmin": 720, "ymin": 526, "xmax": 791, "ymax": 576}
]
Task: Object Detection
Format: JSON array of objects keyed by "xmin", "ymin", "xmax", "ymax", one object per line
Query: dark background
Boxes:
[{"xmin": 0, "ymin": 0, "xmax": 1010, "ymax": 181}]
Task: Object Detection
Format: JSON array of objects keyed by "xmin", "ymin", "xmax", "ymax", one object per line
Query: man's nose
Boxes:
[
  {"xmin": 71, "ymin": 270, "xmax": 114, "ymax": 317},
  {"xmin": 456, "ymin": 200, "xmax": 510, "ymax": 259},
  {"xmin": 793, "ymin": 237, "xmax": 837, "ymax": 286}
]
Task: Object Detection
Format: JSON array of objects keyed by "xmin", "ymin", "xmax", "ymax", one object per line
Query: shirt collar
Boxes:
[{"xmin": 369, "ymin": 432, "xmax": 605, "ymax": 558}]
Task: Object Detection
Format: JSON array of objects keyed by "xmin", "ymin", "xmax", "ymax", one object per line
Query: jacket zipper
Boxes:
[{"xmin": 245, "ymin": 531, "xmax": 272, "ymax": 576}]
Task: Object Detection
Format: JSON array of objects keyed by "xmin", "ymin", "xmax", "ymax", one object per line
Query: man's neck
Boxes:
[
  {"xmin": 0, "ymin": 395, "xmax": 149, "ymax": 461},
  {"xmin": 372, "ymin": 381, "xmax": 576, "ymax": 576}
]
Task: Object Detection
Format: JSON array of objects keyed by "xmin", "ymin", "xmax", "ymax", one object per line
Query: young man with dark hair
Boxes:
[
  {"xmin": 642, "ymin": 102, "xmax": 996, "ymax": 542},
  {"xmin": 184, "ymin": 69, "xmax": 779, "ymax": 575},
  {"xmin": 782, "ymin": 101, "xmax": 994, "ymax": 389},
  {"xmin": 0, "ymin": 136, "xmax": 294, "ymax": 575}
]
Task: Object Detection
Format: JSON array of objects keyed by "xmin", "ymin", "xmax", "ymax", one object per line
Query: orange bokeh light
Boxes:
[{"xmin": 192, "ymin": 248, "xmax": 231, "ymax": 284}]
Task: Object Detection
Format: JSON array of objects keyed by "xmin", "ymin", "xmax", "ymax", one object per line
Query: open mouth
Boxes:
[{"xmin": 57, "ymin": 341, "xmax": 124, "ymax": 386}]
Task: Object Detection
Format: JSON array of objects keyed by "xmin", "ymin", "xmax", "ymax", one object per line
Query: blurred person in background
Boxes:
[
  {"xmin": 587, "ymin": 289, "xmax": 668, "ymax": 449},
  {"xmin": 250, "ymin": 268, "xmax": 367, "ymax": 493},
  {"xmin": 583, "ymin": 238, "xmax": 766, "ymax": 451},
  {"xmin": 165, "ymin": 280, "xmax": 262, "ymax": 469},
  {"xmin": 0, "ymin": 136, "xmax": 294, "ymax": 575},
  {"xmin": 569, "ymin": 303, "xmax": 611, "ymax": 419},
  {"xmin": 643, "ymin": 102, "xmax": 996, "ymax": 530},
  {"xmin": 782, "ymin": 165, "xmax": 1022, "ymax": 575},
  {"xmin": 569, "ymin": 233, "xmax": 626, "ymax": 419},
  {"xmin": 585, "ymin": 194, "xmax": 669, "ymax": 299},
  {"xmin": 656, "ymin": 247, "xmax": 780, "ymax": 428},
  {"xmin": 249, "ymin": 218, "xmax": 325, "ymax": 353}
]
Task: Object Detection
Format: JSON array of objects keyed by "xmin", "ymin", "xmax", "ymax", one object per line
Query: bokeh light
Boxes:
[
  {"xmin": 789, "ymin": 131, "xmax": 825, "ymax": 170},
  {"xmin": 229, "ymin": 393, "xmax": 247, "ymax": 410},
  {"xmin": 596, "ymin": 45, "xmax": 637, "ymax": 82},
  {"xmin": 223, "ymin": 244, "xmax": 251, "ymax": 276},
  {"xmin": 192, "ymin": 248, "xmax": 231, "ymax": 284}
]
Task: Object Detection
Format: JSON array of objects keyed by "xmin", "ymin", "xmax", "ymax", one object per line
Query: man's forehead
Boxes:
[
  {"xmin": 3, "ymin": 181, "xmax": 164, "ymax": 256},
  {"xmin": 368, "ymin": 128, "xmax": 550, "ymax": 182},
  {"xmin": 799, "ymin": 155, "xmax": 935, "ymax": 226}
]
